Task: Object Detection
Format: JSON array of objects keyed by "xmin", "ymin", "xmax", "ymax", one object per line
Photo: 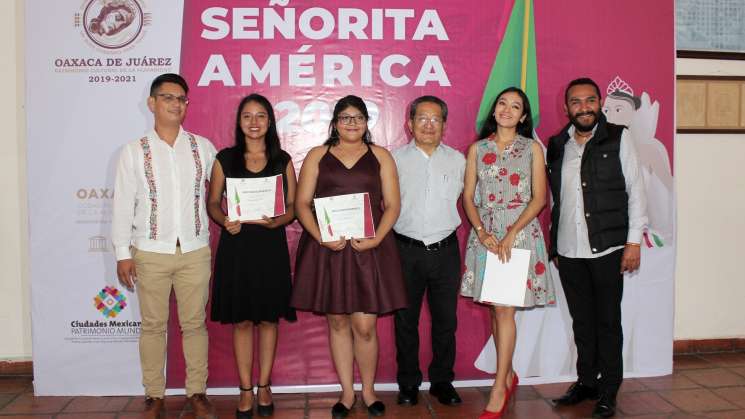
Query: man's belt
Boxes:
[{"xmin": 394, "ymin": 231, "xmax": 457, "ymax": 251}]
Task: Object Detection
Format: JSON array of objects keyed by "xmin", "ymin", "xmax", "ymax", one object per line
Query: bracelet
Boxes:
[
  {"xmin": 475, "ymin": 225, "xmax": 484, "ymax": 232},
  {"xmin": 625, "ymin": 242, "xmax": 641, "ymax": 247}
]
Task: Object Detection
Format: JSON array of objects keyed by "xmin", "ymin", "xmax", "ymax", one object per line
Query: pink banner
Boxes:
[{"xmin": 166, "ymin": 0, "xmax": 674, "ymax": 388}]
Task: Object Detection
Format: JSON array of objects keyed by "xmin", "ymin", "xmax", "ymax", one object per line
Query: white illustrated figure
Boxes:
[
  {"xmin": 603, "ymin": 77, "xmax": 675, "ymax": 375},
  {"xmin": 603, "ymin": 76, "xmax": 673, "ymax": 243}
]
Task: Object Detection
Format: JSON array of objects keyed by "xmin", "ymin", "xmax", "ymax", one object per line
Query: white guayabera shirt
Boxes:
[{"xmin": 111, "ymin": 127, "xmax": 216, "ymax": 260}]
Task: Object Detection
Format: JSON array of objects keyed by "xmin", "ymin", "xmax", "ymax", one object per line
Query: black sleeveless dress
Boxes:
[
  {"xmin": 210, "ymin": 147, "xmax": 297, "ymax": 323},
  {"xmin": 290, "ymin": 146, "xmax": 407, "ymax": 314}
]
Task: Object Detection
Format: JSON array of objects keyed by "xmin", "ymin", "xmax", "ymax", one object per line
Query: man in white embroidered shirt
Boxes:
[
  {"xmin": 392, "ymin": 96, "xmax": 466, "ymax": 407},
  {"xmin": 112, "ymin": 73, "xmax": 217, "ymax": 419},
  {"xmin": 547, "ymin": 78, "xmax": 648, "ymax": 419}
]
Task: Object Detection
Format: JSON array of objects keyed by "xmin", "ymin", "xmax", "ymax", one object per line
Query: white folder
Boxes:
[{"xmin": 480, "ymin": 248, "xmax": 531, "ymax": 307}]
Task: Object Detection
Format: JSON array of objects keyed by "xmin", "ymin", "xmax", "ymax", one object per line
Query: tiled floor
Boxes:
[{"xmin": 1, "ymin": 352, "xmax": 745, "ymax": 418}]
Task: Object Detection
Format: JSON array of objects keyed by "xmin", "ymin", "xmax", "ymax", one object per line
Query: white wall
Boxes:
[
  {"xmin": 0, "ymin": 4, "xmax": 743, "ymax": 361},
  {"xmin": 0, "ymin": 0, "xmax": 31, "ymax": 360},
  {"xmin": 674, "ymin": 58, "xmax": 745, "ymax": 339}
]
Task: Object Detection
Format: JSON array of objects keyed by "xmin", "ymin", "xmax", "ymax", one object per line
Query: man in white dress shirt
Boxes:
[
  {"xmin": 392, "ymin": 96, "xmax": 466, "ymax": 407},
  {"xmin": 547, "ymin": 78, "xmax": 647, "ymax": 418},
  {"xmin": 112, "ymin": 73, "xmax": 217, "ymax": 419}
]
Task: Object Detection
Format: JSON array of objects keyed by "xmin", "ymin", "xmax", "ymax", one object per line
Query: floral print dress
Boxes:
[{"xmin": 461, "ymin": 135, "xmax": 556, "ymax": 307}]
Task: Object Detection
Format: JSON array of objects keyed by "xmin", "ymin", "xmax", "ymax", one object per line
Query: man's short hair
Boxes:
[
  {"xmin": 150, "ymin": 73, "xmax": 189, "ymax": 97},
  {"xmin": 408, "ymin": 95, "xmax": 448, "ymax": 122},
  {"xmin": 564, "ymin": 77, "xmax": 601, "ymax": 104}
]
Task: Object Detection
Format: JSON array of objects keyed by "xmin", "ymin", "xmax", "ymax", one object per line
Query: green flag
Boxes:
[{"xmin": 476, "ymin": 0, "xmax": 539, "ymax": 133}]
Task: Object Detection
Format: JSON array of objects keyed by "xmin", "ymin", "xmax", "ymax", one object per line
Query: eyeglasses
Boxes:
[
  {"xmin": 338, "ymin": 114, "xmax": 367, "ymax": 125},
  {"xmin": 414, "ymin": 116, "xmax": 444, "ymax": 126},
  {"xmin": 155, "ymin": 93, "xmax": 189, "ymax": 105}
]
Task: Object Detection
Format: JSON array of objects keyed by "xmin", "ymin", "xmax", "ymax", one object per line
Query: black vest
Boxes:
[{"xmin": 546, "ymin": 115, "xmax": 628, "ymax": 256}]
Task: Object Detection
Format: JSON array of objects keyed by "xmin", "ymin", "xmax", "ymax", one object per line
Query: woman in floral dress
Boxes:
[{"xmin": 461, "ymin": 87, "xmax": 555, "ymax": 419}]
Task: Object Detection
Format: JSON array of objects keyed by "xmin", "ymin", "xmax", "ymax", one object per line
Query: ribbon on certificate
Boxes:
[
  {"xmin": 323, "ymin": 207, "xmax": 334, "ymax": 236},
  {"xmin": 234, "ymin": 187, "xmax": 242, "ymax": 217}
]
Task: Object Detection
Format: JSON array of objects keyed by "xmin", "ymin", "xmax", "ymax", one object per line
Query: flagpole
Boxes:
[{"xmin": 520, "ymin": 0, "xmax": 531, "ymax": 91}]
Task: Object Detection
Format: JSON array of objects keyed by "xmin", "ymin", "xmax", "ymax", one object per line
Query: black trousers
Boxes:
[
  {"xmin": 394, "ymin": 237, "xmax": 461, "ymax": 387},
  {"xmin": 558, "ymin": 249, "xmax": 624, "ymax": 395}
]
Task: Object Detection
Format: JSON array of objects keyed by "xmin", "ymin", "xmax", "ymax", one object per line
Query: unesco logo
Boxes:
[
  {"xmin": 89, "ymin": 235, "xmax": 109, "ymax": 252},
  {"xmin": 93, "ymin": 286, "xmax": 127, "ymax": 318},
  {"xmin": 76, "ymin": 0, "xmax": 150, "ymax": 50}
]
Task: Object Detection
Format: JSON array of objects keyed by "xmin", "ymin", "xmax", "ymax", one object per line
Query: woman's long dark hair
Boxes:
[
  {"xmin": 324, "ymin": 95, "xmax": 373, "ymax": 146},
  {"xmin": 478, "ymin": 87, "xmax": 534, "ymax": 140},
  {"xmin": 233, "ymin": 94, "xmax": 286, "ymax": 173}
]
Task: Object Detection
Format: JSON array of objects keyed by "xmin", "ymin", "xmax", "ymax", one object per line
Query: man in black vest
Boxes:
[{"xmin": 547, "ymin": 78, "xmax": 647, "ymax": 418}]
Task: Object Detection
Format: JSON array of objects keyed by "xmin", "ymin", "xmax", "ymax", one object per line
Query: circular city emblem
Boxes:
[{"xmin": 82, "ymin": 0, "xmax": 144, "ymax": 50}]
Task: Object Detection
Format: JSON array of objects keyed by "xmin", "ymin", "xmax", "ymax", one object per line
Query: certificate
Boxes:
[
  {"xmin": 313, "ymin": 193, "xmax": 375, "ymax": 242},
  {"xmin": 480, "ymin": 248, "xmax": 531, "ymax": 307},
  {"xmin": 226, "ymin": 175, "xmax": 285, "ymax": 222}
]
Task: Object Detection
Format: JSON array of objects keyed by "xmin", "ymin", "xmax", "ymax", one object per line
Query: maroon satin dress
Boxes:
[{"xmin": 291, "ymin": 146, "xmax": 407, "ymax": 314}]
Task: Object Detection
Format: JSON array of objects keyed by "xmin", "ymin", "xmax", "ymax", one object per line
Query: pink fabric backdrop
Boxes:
[{"xmin": 166, "ymin": 0, "xmax": 674, "ymax": 388}]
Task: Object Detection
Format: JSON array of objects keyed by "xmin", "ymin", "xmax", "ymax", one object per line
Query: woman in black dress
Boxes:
[
  {"xmin": 207, "ymin": 94, "xmax": 297, "ymax": 418},
  {"xmin": 291, "ymin": 95, "xmax": 406, "ymax": 418}
]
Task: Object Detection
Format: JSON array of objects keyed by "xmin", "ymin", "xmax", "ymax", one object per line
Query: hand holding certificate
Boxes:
[
  {"xmin": 479, "ymin": 248, "xmax": 531, "ymax": 307},
  {"xmin": 226, "ymin": 175, "xmax": 285, "ymax": 222},
  {"xmin": 313, "ymin": 193, "xmax": 375, "ymax": 242}
]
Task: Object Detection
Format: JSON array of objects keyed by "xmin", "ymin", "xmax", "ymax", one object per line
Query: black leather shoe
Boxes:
[
  {"xmin": 397, "ymin": 385, "xmax": 419, "ymax": 405},
  {"xmin": 592, "ymin": 392, "xmax": 617, "ymax": 418},
  {"xmin": 365, "ymin": 400, "xmax": 385, "ymax": 417},
  {"xmin": 429, "ymin": 382, "xmax": 462, "ymax": 406},
  {"xmin": 331, "ymin": 396, "xmax": 356, "ymax": 419},
  {"xmin": 552, "ymin": 381, "xmax": 599, "ymax": 406}
]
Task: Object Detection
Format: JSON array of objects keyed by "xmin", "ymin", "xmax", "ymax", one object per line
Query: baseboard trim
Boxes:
[
  {"xmin": 674, "ymin": 338, "xmax": 745, "ymax": 354},
  {"xmin": 0, "ymin": 360, "xmax": 32, "ymax": 376},
  {"xmin": 0, "ymin": 340, "xmax": 742, "ymax": 377}
]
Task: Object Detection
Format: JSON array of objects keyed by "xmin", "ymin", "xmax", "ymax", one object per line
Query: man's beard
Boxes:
[{"xmin": 569, "ymin": 110, "xmax": 599, "ymax": 132}]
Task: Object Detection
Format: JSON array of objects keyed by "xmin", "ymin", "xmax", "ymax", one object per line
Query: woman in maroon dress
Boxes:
[{"xmin": 291, "ymin": 95, "xmax": 406, "ymax": 418}]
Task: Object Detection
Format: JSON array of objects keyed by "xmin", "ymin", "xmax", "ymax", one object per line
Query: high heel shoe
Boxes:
[
  {"xmin": 506, "ymin": 373, "xmax": 519, "ymax": 400},
  {"xmin": 256, "ymin": 381, "xmax": 274, "ymax": 417},
  {"xmin": 236, "ymin": 385, "xmax": 253, "ymax": 419},
  {"xmin": 478, "ymin": 390, "xmax": 509, "ymax": 419}
]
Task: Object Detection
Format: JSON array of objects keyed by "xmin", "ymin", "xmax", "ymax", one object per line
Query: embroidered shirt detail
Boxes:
[
  {"xmin": 139, "ymin": 137, "xmax": 158, "ymax": 240},
  {"xmin": 188, "ymin": 134, "xmax": 204, "ymax": 236}
]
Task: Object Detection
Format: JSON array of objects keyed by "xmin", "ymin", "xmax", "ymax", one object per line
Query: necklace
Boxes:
[
  {"xmin": 489, "ymin": 133, "xmax": 515, "ymax": 153},
  {"xmin": 245, "ymin": 151, "xmax": 266, "ymax": 167}
]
